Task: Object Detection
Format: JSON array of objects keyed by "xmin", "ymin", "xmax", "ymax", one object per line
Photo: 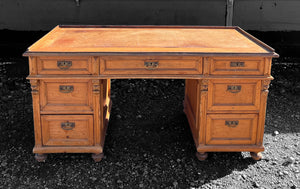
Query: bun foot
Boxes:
[
  {"xmin": 250, "ymin": 152, "xmax": 262, "ymax": 161},
  {"xmin": 92, "ymin": 153, "xmax": 104, "ymax": 162},
  {"xmin": 35, "ymin": 153, "xmax": 47, "ymax": 162},
  {"xmin": 196, "ymin": 152, "xmax": 208, "ymax": 161}
]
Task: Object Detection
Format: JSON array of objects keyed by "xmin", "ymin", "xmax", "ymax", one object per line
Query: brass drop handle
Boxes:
[
  {"xmin": 227, "ymin": 85, "xmax": 241, "ymax": 93},
  {"xmin": 144, "ymin": 61, "xmax": 159, "ymax": 70},
  {"xmin": 59, "ymin": 85, "xmax": 74, "ymax": 93},
  {"xmin": 61, "ymin": 121, "xmax": 75, "ymax": 130},
  {"xmin": 225, "ymin": 120, "xmax": 239, "ymax": 128},
  {"xmin": 230, "ymin": 61, "xmax": 245, "ymax": 67},
  {"xmin": 57, "ymin": 60, "xmax": 72, "ymax": 70}
]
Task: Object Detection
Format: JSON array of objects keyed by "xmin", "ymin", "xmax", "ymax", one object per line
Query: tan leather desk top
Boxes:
[{"xmin": 23, "ymin": 25, "xmax": 278, "ymax": 57}]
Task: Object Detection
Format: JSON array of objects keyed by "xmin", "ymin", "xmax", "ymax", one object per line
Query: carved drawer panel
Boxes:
[
  {"xmin": 209, "ymin": 57, "xmax": 264, "ymax": 75},
  {"xmin": 207, "ymin": 79, "xmax": 261, "ymax": 111},
  {"xmin": 41, "ymin": 115, "xmax": 94, "ymax": 146},
  {"xmin": 37, "ymin": 56, "xmax": 93, "ymax": 75},
  {"xmin": 100, "ymin": 56, "xmax": 202, "ymax": 75},
  {"xmin": 206, "ymin": 114, "xmax": 258, "ymax": 145},
  {"xmin": 40, "ymin": 79, "xmax": 93, "ymax": 113}
]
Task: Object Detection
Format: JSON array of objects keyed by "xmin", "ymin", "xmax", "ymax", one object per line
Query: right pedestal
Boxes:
[{"xmin": 184, "ymin": 57, "xmax": 272, "ymax": 161}]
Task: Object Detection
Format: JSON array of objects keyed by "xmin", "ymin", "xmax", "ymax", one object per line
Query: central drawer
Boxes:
[
  {"xmin": 41, "ymin": 115, "xmax": 94, "ymax": 146},
  {"xmin": 40, "ymin": 79, "xmax": 93, "ymax": 113},
  {"xmin": 100, "ymin": 56, "xmax": 202, "ymax": 75}
]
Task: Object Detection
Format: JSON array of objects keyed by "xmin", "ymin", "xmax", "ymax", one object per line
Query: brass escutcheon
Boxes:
[
  {"xmin": 227, "ymin": 85, "xmax": 241, "ymax": 93},
  {"xmin": 144, "ymin": 61, "xmax": 159, "ymax": 70},
  {"xmin": 230, "ymin": 61, "xmax": 245, "ymax": 67},
  {"xmin": 59, "ymin": 85, "xmax": 74, "ymax": 93},
  {"xmin": 57, "ymin": 60, "xmax": 72, "ymax": 70},
  {"xmin": 61, "ymin": 121, "xmax": 75, "ymax": 130},
  {"xmin": 225, "ymin": 120, "xmax": 239, "ymax": 128}
]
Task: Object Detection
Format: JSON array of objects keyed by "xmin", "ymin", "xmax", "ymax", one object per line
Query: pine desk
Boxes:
[{"xmin": 23, "ymin": 25, "xmax": 278, "ymax": 162}]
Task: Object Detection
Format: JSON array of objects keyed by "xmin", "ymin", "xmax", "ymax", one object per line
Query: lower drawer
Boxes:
[
  {"xmin": 206, "ymin": 114, "xmax": 258, "ymax": 145},
  {"xmin": 41, "ymin": 115, "xmax": 94, "ymax": 146}
]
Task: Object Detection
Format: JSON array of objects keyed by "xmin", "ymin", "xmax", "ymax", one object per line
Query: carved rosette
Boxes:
[
  {"xmin": 200, "ymin": 79, "xmax": 209, "ymax": 91},
  {"xmin": 92, "ymin": 80, "xmax": 100, "ymax": 94},
  {"xmin": 30, "ymin": 80, "xmax": 39, "ymax": 95}
]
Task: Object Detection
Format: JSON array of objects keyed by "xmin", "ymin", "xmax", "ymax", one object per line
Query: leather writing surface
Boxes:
[{"xmin": 27, "ymin": 26, "xmax": 272, "ymax": 54}]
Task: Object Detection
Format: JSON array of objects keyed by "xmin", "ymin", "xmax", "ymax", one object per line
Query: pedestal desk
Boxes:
[{"xmin": 23, "ymin": 25, "xmax": 278, "ymax": 162}]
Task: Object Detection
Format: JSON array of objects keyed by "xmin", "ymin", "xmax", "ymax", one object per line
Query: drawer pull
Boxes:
[
  {"xmin": 57, "ymin": 61, "xmax": 72, "ymax": 70},
  {"xmin": 225, "ymin": 120, "xmax": 239, "ymax": 128},
  {"xmin": 227, "ymin": 85, "xmax": 241, "ymax": 93},
  {"xmin": 144, "ymin": 61, "xmax": 159, "ymax": 70},
  {"xmin": 61, "ymin": 121, "xmax": 75, "ymax": 130},
  {"xmin": 230, "ymin": 62, "xmax": 245, "ymax": 67},
  {"xmin": 59, "ymin": 85, "xmax": 74, "ymax": 93}
]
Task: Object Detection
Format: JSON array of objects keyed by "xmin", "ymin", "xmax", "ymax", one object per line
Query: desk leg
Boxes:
[
  {"xmin": 92, "ymin": 153, "xmax": 104, "ymax": 162},
  {"xmin": 97, "ymin": 79, "xmax": 111, "ymax": 161},
  {"xmin": 196, "ymin": 152, "xmax": 208, "ymax": 161},
  {"xmin": 184, "ymin": 79, "xmax": 209, "ymax": 161},
  {"xmin": 183, "ymin": 79, "xmax": 199, "ymax": 146},
  {"xmin": 250, "ymin": 152, "xmax": 262, "ymax": 161},
  {"xmin": 184, "ymin": 79, "xmax": 208, "ymax": 160},
  {"xmin": 35, "ymin": 153, "xmax": 47, "ymax": 162}
]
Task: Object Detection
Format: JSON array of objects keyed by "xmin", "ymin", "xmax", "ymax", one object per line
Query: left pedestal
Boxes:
[{"xmin": 27, "ymin": 56, "xmax": 111, "ymax": 162}]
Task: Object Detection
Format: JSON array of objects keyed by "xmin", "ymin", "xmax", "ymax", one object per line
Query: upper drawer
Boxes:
[
  {"xmin": 40, "ymin": 79, "xmax": 93, "ymax": 114},
  {"xmin": 207, "ymin": 79, "xmax": 261, "ymax": 111},
  {"xmin": 100, "ymin": 56, "xmax": 202, "ymax": 75},
  {"xmin": 37, "ymin": 56, "xmax": 93, "ymax": 75},
  {"xmin": 209, "ymin": 57, "xmax": 264, "ymax": 75}
]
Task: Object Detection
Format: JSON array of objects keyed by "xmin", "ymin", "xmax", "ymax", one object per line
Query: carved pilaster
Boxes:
[
  {"xmin": 200, "ymin": 79, "xmax": 209, "ymax": 91},
  {"xmin": 262, "ymin": 80, "xmax": 271, "ymax": 95},
  {"xmin": 198, "ymin": 79, "xmax": 209, "ymax": 146},
  {"xmin": 92, "ymin": 80, "xmax": 100, "ymax": 94},
  {"xmin": 30, "ymin": 80, "xmax": 39, "ymax": 95},
  {"xmin": 257, "ymin": 79, "xmax": 272, "ymax": 146}
]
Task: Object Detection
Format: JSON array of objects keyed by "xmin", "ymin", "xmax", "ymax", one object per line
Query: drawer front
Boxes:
[
  {"xmin": 40, "ymin": 79, "xmax": 93, "ymax": 113},
  {"xmin": 207, "ymin": 79, "xmax": 261, "ymax": 111},
  {"xmin": 100, "ymin": 56, "xmax": 202, "ymax": 75},
  {"xmin": 206, "ymin": 114, "xmax": 258, "ymax": 145},
  {"xmin": 41, "ymin": 115, "xmax": 94, "ymax": 146},
  {"xmin": 37, "ymin": 57, "xmax": 93, "ymax": 75},
  {"xmin": 210, "ymin": 58, "xmax": 264, "ymax": 75}
]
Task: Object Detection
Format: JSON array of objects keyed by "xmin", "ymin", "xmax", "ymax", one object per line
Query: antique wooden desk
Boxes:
[{"xmin": 23, "ymin": 25, "xmax": 278, "ymax": 162}]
